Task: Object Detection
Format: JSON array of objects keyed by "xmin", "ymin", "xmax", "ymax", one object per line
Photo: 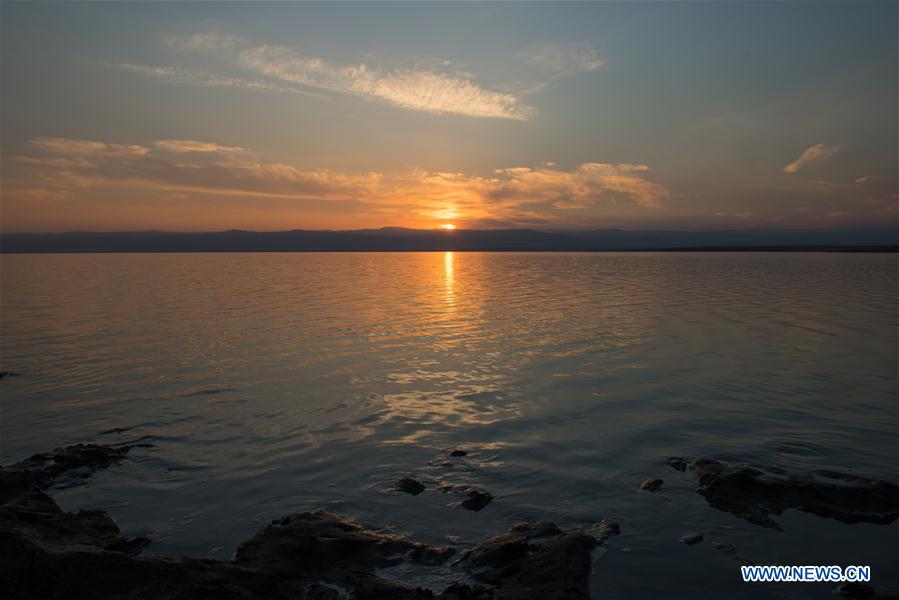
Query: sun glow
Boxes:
[{"xmin": 441, "ymin": 223, "xmax": 456, "ymax": 230}]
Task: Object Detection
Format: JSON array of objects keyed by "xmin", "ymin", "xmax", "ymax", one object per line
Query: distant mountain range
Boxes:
[{"xmin": 1, "ymin": 226, "xmax": 896, "ymax": 253}]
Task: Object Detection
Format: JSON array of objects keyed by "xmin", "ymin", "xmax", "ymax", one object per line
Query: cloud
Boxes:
[
  {"xmin": 784, "ymin": 143, "xmax": 838, "ymax": 173},
  {"xmin": 10, "ymin": 136, "xmax": 669, "ymax": 227},
  {"xmin": 18, "ymin": 136, "xmax": 380, "ymax": 200},
  {"xmin": 29, "ymin": 137, "xmax": 149, "ymax": 157},
  {"xmin": 855, "ymin": 175, "xmax": 889, "ymax": 184},
  {"xmin": 489, "ymin": 163, "xmax": 668, "ymax": 209},
  {"xmin": 168, "ymin": 32, "xmax": 245, "ymax": 52},
  {"xmin": 120, "ymin": 33, "xmax": 604, "ymax": 121},
  {"xmin": 528, "ymin": 43, "xmax": 605, "ymax": 74},
  {"xmin": 112, "ymin": 63, "xmax": 323, "ymax": 98},
  {"xmin": 153, "ymin": 140, "xmax": 248, "ymax": 155},
  {"xmin": 237, "ymin": 44, "xmax": 533, "ymax": 120}
]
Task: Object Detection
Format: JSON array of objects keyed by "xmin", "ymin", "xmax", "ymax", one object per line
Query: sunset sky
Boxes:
[{"xmin": 1, "ymin": 1, "xmax": 896, "ymax": 232}]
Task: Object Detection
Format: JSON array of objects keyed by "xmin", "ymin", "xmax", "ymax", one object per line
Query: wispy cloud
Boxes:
[
  {"xmin": 153, "ymin": 139, "xmax": 248, "ymax": 155},
  {"xmin": 11, "ymin": 137, "xmax": 669, "ymax": 227},
  {"xmin": 527, "ymin": 43, "xmax": 605, "ymax": 75},
  {"xmin": 113, "ymin": 63, "xmax": 324, "ymax": 98},
  {"xmin": 123, "ymin": 32, "xmax": 605, "ymax": 121},
  {"xmin": 236, "ymin": 44, "xmax": 534, "ymax": 120},
  {"xmin": 784, "ymin": 143, "xmax": 839, "ymax": 174}
]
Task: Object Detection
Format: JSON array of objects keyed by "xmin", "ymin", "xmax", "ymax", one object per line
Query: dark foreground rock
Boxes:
[
  {"xmin": 457, "ymin": 522, "xmax": 600, "ymax": 600},
  {"xmin": 236, "ymin": 510, "xmax": 455, "ymax": 573},
  {"xmin": 690, "ymin": 458, "xmax": 899, "ymax": 530},
  {"xmin": 2, "ymin": 442, "xmax": 617, "ymax": 600},
  {"xmin": 396, "ymin": 476, "xmax": 426, "ymax": 495}
]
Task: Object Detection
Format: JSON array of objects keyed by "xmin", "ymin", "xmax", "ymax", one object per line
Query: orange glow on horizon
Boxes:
[{"xmin": 441, "ymin": 223, "xmax": 456, "ymax": 230}]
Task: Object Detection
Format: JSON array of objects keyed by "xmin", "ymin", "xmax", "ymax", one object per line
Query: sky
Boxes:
[{"xmin": 1, "ymin": 1, "xmax": 896, "ymax": 233}]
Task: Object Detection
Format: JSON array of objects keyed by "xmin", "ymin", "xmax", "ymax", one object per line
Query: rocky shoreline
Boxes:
[
  {"xmin": 0, "ymin": 442, "xmax": 618, "ymax": 599},
  {"xmin": 2, "ymin": 443, "xmax": 898, "ymax": 599}
]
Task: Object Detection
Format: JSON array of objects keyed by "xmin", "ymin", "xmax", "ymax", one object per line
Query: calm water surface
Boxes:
[{"xmin": 2, "ymin": 252, "xmax": 897, "ymax": 598}]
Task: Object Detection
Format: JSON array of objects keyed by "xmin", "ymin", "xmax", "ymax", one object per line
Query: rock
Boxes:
[
  {"xmin": 458, "ymin": 522, "xmax": 598, "ymax": 600},
  {"xmin": 461, "ymin": 489, "xmax": 493, "ymax": 511},
  {"xmin": 679, "ymin": 533, "xmax": 703, "ymax": 545},
  {"xmin": 450, "ymin": 449, "xmax": 468, "ymax": 457},
  {"xmin": 595, "ymin": 518, "xmax": 620, "ymax": 543},
  {"xmin": 11, "ymin": 443, "xmax": 138, "ymax": 489},
  {"xmin": 690, "ymin": 458, "xmax": 899, "ymax": 530},
  {"xmin": 665, "ymin": 456, "xmax": 688, "ymax": 472},
  {"xmin": 396, "ymin": 476, "xmax": 426, "ymax": 495},
  {"xmin": 236, "ymin": 511, "xmax": 454, "ymax": 574},
  {"xmin": 439, "ymin": 484, "xmax": 493, "ymax": 511},
  {"xmin": 2, "ymin": 442, "xmax": 639, "ymax": 599},
  {"xmin": 0, "ymin": 371, "xmax": 21, "ymax": 379},
  {"xmin": 639, "ymin": 478, "xmax": 663, "ymax": 492}
]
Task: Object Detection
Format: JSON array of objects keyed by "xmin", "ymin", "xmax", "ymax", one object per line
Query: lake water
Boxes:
[{"xmin": 1, "ymin": 252, "xmax": 897, "ymax": 598}]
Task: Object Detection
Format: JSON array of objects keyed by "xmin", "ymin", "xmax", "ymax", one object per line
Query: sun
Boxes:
[{"xmin": 440, "ymin": 223, "xmax": 456, "ymax": 230}]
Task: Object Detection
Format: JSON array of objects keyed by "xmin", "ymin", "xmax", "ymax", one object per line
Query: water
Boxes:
[{"xmin": 1, "ymin": 252, "xmax": 897, "ymax": 598}]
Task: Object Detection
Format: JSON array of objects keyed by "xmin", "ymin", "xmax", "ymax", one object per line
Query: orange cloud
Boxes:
[
  {"xmin": 7, "ymin": 136, "xmax": 670, "ymax": 229},
  {"xmin": 784, "ymin": 143, "xmax": 838, "ymax": 174}
]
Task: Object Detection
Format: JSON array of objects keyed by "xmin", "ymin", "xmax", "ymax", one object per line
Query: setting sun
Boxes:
[{"xmin": 441, "ymin": 224, "xmax": 456, "ymax": 230}]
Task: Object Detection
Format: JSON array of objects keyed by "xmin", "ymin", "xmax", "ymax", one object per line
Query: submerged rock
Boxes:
[
  {"xmin": 10, "ymin": 443, "xmax": 139, "ymax": 489},
  {"xmin": 679, "ymin": 533, "xmax": 703, "ymax": 545},
  {"xmin": 690, "ymin": 458, "xmax": 899, "ymax": 530},
  {"xmin": 595, "ymin": 518, "xmax": 620, "ymax": 543},
  {"xmin": 639, "ymin": 478, "xmax": 663, "ymax": 492},
  {"xmin": 440, "ymin": 484, "xmax": 494, "ymax": 511},
  {"xmin": 457, "ymin": 522, "xmax": 599, "ymax": 600},
  {"xmin": 450, "ymin": 449, "xmax": 468, "ymax": 457},
  {"xmin": 396, "ymin": 476, "xmax": 426, "ymax": 496},
  {"xmin": 665, "ymin": 456, "xmax": 688, "ymax": 472}
]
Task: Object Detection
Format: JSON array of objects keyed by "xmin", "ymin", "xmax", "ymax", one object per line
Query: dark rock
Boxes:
[
  {"xmin": 439, "ymin": 484, "xmax": 493, "ymax": 511},
  {"xmin": 639, "ymin": 478, "xmax": 663, "ymax": 492},
  {"xmin": 679, "ymin": 533, "xmax": 703, "ymax": 545},
  {"xmin": 440, "ymin": 484, "xmax": 493, "ymax": 511},
  {"xmin": 595, "ymin": 518, "xmax": 620, "ymax": 543},
  {"xmin": 450, "ymin": 449, "xmax": 468, "ymax": 457},
  {"xmin": 0, "ymin": 371, "xmax": 21, "ymax": 379},
  {"xmin": 396, "ymin": 476, "xmax": 426, "ymax": 496},
  {"xmin": 690, "ymin": 458, "xmax": 899, "ymax": 530},
  {"xmin": 458, "ymin": 522, "xmax": 598, "ymax": 600},
  {"xmin": 11, "ymin": 443, "xmax": 137, "ymax": 489},
  {"xmin": 236, "ymin": 510, "xmax": 454, "ymax": 574},
  {"xmin": 665, "ymin": 456, "xmax": 688, "ymax": 472},
  {"xmin": 461, "ymin": 489, "xmax": 493, "ymax": 511}
]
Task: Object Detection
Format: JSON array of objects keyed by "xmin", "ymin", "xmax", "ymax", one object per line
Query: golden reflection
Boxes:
[{"xmin": 444, "ymin": 251, "xmax": 455, "ymax": 307}]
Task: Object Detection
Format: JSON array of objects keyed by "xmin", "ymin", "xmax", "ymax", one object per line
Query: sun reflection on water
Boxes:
[{"xmin": 444, "ymin": 251, "xmax": 455, "ymax": 307}]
